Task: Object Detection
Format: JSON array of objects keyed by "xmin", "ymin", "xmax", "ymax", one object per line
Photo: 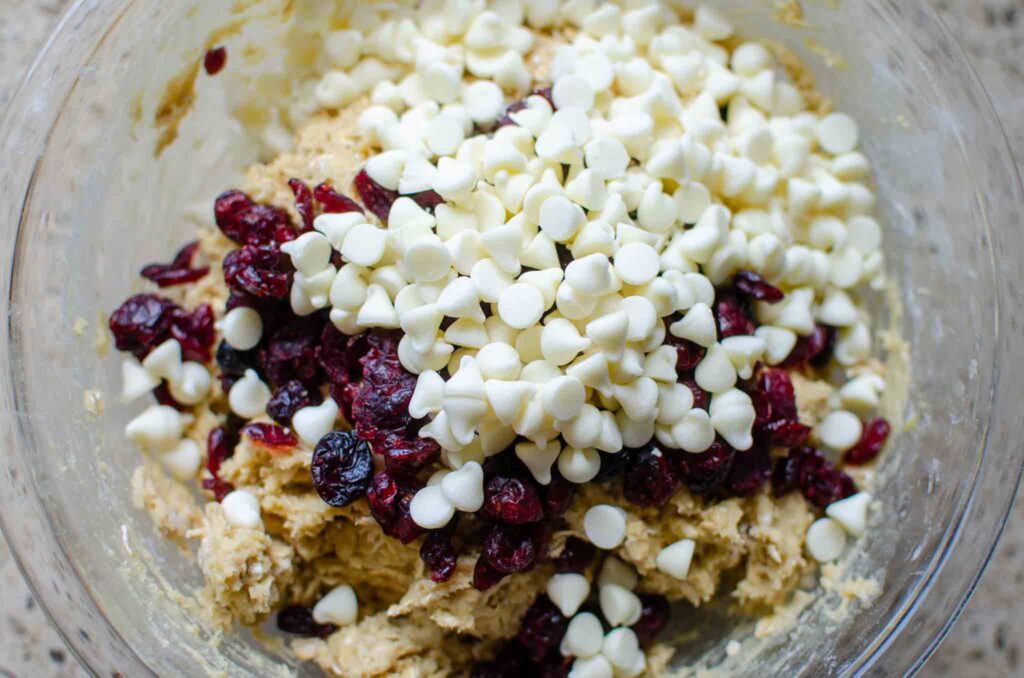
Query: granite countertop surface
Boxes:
[{"xmin": 0, "ymin": 0, "xmax": 1021, "ymax": 676}]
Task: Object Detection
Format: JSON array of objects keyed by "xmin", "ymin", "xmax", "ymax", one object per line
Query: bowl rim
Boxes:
[{"xmin": 0, "ymin": 0, "xmax": 1022, "ymax": 676}]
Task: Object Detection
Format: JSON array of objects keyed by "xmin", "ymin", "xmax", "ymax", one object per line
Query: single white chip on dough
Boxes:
[
  {"xmin": 656, "ymin": 538, "xmax": 695, "ymax": 579},
  {"xmin": 806, "ymin": 517, "xmax": 848, "ymax": 563},
  {"xmin": 584, "ymin": 504, "xmax": 627, "ymax": 549},
  {"xmin": 312, "ymin": 585, "xmax": 359, "ymax": 627},
  {"xmin": 548, "ymin": 573, "xmax": 591, "ymax": 618},
  {"xmin": 826, "ymin": 491, "xmax": 872, "ymax": 537},
  {"xmin": 222, "ymin": 490, "xmax": 262, "ymax": 529}
]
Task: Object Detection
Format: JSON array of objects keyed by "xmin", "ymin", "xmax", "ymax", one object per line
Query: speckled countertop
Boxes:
[{"xmin": 1, "ymin": 0, "xmax": 1022, "ymax": 676}]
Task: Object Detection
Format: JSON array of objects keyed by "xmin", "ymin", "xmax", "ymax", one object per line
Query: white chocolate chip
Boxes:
[
  {"xmin": 222, "ymin": 306, "xmax": 263, "ymax": 351},
  {"xmin": 806, "ymin": 517, "xmax": 847, "ymax": 562},
  {"xmin": 656, "ymin": 538, "xmax": 695, "ymax": 579},
  {"xmin": 548, "ymin": 573, "xmax": 591, "ymax": 618},
  {"xmin": 228, "ymin": 369, "xmax": 271, "ymax": 419},
  {"xmin": 159, "ymin": 438, "xmax": 202, "ymax": 480},
  {"xmin": 515, "ymin": 439, "xmax": 562, "ymax": 484},
  {"xmin": 826, "ymin": 491, "xmax": 872, "ymax": 537},
  {"xmin": 410, "ymin": 485, "xmax": 455, "ymax": 528},
  {"xmin": 499, "ymin": 282, "xmax": 546, "ymax": 329},
  {"xmin": 440, "ymin": 461, "xmax": 485, "ymax": 512},
  {"xmin": 222, "ymin": 490, "xmax": 262, "ymax": 529},
  {"xmin": 120, "ymin": 358, "xmax": 160, "ymax": 403},
  {"xmin": 817, "ymin": 410, "xmax": 863, "ymax": 452},
  {"xmin": 599, "ymin": 584, "xmax": 642, "ymax": 627},
  {"xmin": 584, "ymin": 504, "xmax": 627, "ymax": 549},
  {"xmin": 312, "ymin": 584, "xmax": 359, "ymax": 626},
  {"xmin": 292, "ymin": 398, "xmax": 339, "ymax": 447}
]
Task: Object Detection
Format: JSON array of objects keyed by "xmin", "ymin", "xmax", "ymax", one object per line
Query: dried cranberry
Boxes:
[
  {"xmin": 140, "ymin": 241, "xmax": 209, "ymax": 287},
  {"xmin": 758, "ymin": 419, "xmax": 812, "ymax": 447},
  {"xmin": 215, "ymin": 190, "xmax": 295, "ymax": 247},
  {"xmin": 666, "ymin": 333, "xmax": 706, "ymax": 376},
  {"xmin": 633, "ymin": 594, "xmax": 670, "ymax": 645},
  {"xmin": 379, "ymin": 432, "xmax": 441, "ymax": 477},
  {"xmin": 674, "ymin": 439, "xmax": 736, "ymax": 495},
  {"xmin": 724, "ymin": 445, "xmax": 771, "ymax": 496},
  {"xmin": 108, "ymin": 294, "xmax": 177, "ymax": 359},
  {"xmin": 266, "ymin": 380, "xmax": 319, "ymax": 425},
  {"xmin": 809, "ymin": 325, "xmax": 837, "ymax": 368},
  {"xmin": 420, "ymin": 519, "xmax": 459, "ymax": 583},
  {"xmin": 241, "ymin": 422, "xmax": 298, "ymax": 450},
  {"xmin": 366, "ymin": 472, "xmax": 424, "ymax": 544},
  {"xmin": 680, "ymin": 378, "xmax": 710, "ymax": 411},
  {"xmin": 318, "ymin": 325, "xmax": 367, "ymax": 389},
  {"xmin": 733, "ymin": 269, "xmax": 784, "ymax": 303},
  {"xmin": 288, "ymin": 178, "xmax": 315, "ymax": 231},
  {"xmin": 408, "ymin": 190, "xmax": 445, "ymax": 212},
  {"xmin": 714, "ymin": 293, "xmax": 756, "ymax": 338},
  {"xmin": 759, "ymin": 368, "xmax": 798, "ymax": 421},
  {"xmin": 203, "ymin": 46, "xmax": 227, "ymax": 75},
  {"xmin": 553, "ymin": 537, "xmax": 596, "ymax": 574},
  {"xmin": 313, "ymin": 182, "xmax": 364, "ymax": 214},
  {"xmin": 351, "ymin": 377, "xmax": 416, "ymax": 441},
  {"xmin": 354, "ymin": 169, "xmax": 399, "ymax": 223},
  {"xmin": 542, "ymin": 473, "xmax": 576, "ymax": 517},
  {"xmin": 471, "ymin": 643, "xmax": 534, "ymax": 678},
  {"xmin": 311, "ymin": 431, "xmax": 373, "ymax": 507},
  {"xmin": 169, "ymin": 303, "xmax": 216, "ymax": 363},
  {"xmin": 276, "ymin": 605, "xmax": 335, "ymax": 638},
  {"xmin": 537, "ymin": 654, "xmax": 573, "ymax": 678},
  {"xmin": 484, "ymin": 476, "xmax": 544, "ymax": 524},
  {"xmin": 472, "ymin": 555, "xmax": 507, "ymax": 591},
  {"xmin": 258, "ymin": 316, "xmax": 325, "ymax": 387},
  {"xmin": 201, "ymin": 477, "xmax": 234, "ymax": 502},
  {"xmin": 844, "ymin": 418, "xmax": 891, "ymax": 466},
  {"xmin": 775, "ymin": 447, "xmax": 856, "ymax": 508},
  {"xmin": 223, "ymin": 245, "xmax": 293, "ymax": 299},
  {"xmin": 779, "ymin": 325, "xmax": 831, "ymax": 368},
  {"xmin": 592, "ymin": 447, "xmax": 636, "ymax": 483},
  {"xmin": 207, "ymin": 426, "xmax": 238, "ymax": 476},
  {"xmin": 216, "ymin": 340, "xmax": 257, "ymax": 379},
  {"xmin": 518, "ymin": 596, "xmax": 568, "ymax": 661},
  {"xmin": 743, "ymin": 384, "xmax": 772, "ymax": 426},
  {"xmin": 214, "ymin": 190, "xmax": 253, "ymax": 234},
  {"xmin": 623, "ymin": 447, "xmax": 680, "ymax": 507},
  {"xmin": 483, "ymin": 524, "xmax": 537, "ymax": 574}
]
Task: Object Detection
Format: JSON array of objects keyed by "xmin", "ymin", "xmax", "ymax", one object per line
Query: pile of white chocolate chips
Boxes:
[{"xmin": 114, "ymin": 2, "xmax": 892, "ymax": 676}]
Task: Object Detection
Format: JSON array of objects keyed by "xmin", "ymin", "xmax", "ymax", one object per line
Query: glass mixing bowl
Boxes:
[{"xmin": 1, "ymin": 0, "xmax": 1022, "ymax": 675}]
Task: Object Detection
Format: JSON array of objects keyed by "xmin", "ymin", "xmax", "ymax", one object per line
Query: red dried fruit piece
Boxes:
[
  {"xmin": 354, "ymin": 168, "xmax": 399, "ymax": 223},
  {"xmin": 714, "ymin": 292, "xmax": 756, "ymax": 338},
  {"xmin": 257, "ymin": 315, "xmax": 326, "ymax": 387},
  {"xmin": 379, "ymin": 434, "xmax": 441, "ymax": 477},
  {"xmin": 214, "ymin": 190, "xmax": 253, "ymax": 233},
  {"xmin": 623, "ymin": 446, "xmax": 681, "ymax": 507},
  {"xmin": 483, "ymin": 524, "xmax": 537, "ymax": 574},
  {"xmin": 844, "ymin": 417, "xmax": 891, "ymax": 466},
  {"xmin": 242, "ymin": 422, "xmax": 298, "ymax": 450},
  {"xmin": 408, "ymin": 190, "xmax": 445, "ymax": 212},
  {"xmin": 633, "ymin": 594, "xmax": 671, "ymax": 645},
  {"xmin": 169, "ymin": 303, "xmax": 216, "ymax": 363},
  {"xmin": 773, "ymin": 447, "xmax": 856, "ymax": 508},
  {"xmin": 203, "ymin": 425, "xmax": 238, "ymax": 502},
  {"xmin": 288, "ymin": 178, "xmax": 315, "ymax": 231},
  {"xmin": 276, "ymin": 605, "xmax": 335, "ymax": 638},
  {"xmin": 203, "ymin": 46, "xmax": 227, "ymax": 75},
  {"xmin": 266, "ymin": 380, "xmax": 319, "ymax": 425},
  {"xmin": 472, "ymin": 555, "xmax": 508, "ymax": 591},
  {"xmin": 420, "ymin": 517, "xmax": 459, "ymax": 583},
  {"xmin": 779, "ymin": 325, "xmax": 831, "ymax": 368},
  {"xmin": 484, "ymin": 476, "xmax": 544, "ymax": 524},
  {"xmin": 518, "ymin": 596, "xmax": 568, "ymax": 661},
  {"xmin": 759, "ymin": 368, "xmax": 798, "ymax": 421},
  {"xmin": 592, "ymin": 447, "xmax": 637, "ymax": 483},
  {"xmin": 312, "ymin": 431, "xmax": 373, "ymax": 507},
  {"xmin": 724, "ymin": 445, "xmax": 772, "ymax": 496},
  {"xmin": 666, "ymin": 332, "xmax": 706, "ymax": 376},
  {"xmin": 367, "ymin": 472, "xmax": 424, "ymax": 544},
  {"xmin": 733, "ymin": 269, "xmax": 784, "ymax": 303},
  {"xmin": 542, "ymin": 473, "xmax": 576, "ymax": 517},
  {"xmin": 207, "ymin": 426, "xmax": 237, "ymax": 476},
  {"xmin": 214, "ymin": 190, "xmax": 296, "ymax": 247},
  {"xmin": 759, "ymin": 419, "xmax": 812, "ymax": 447},
  {"xmin": 201, "ymin": 477, "xmax": 234, "ymax": 502},
  {"xmin": 680, "ymin": 378, "xmax": 709, "ymax": 411},
  {"xmin": 216, "ymin": 340, "xmax": 257, "ymax": 380},
  {"xmin": 318, "ymin": 325, "xmax": 369, "ymax": 391},
  {"xmin": 314, "ymin": 182, "xmax": 364, "ymax": 214},
  {"xmin": 553, "ymin": 537, "xmax": 596, "ymax": 574},
  {"xmin": 223, "ymin": 245, "xmax": 293, "ymax": 299},
  {"xmin": 809, "ymin": 325, "xmax": 837, "ymax": 368},
  {"xmin": 108, "ymin": 294, "xmax": 177, "ymax": 359},
  {"xmin": 673, "ymin": 439, "xmax": 736, "ymax": 495},
  {"xmin": 140, "ymin": 241, "xmax": 209, "ymax": 287},
  {"xmin": 743, "ymin": 384, "xmax": 772, "ymax": 426}
]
